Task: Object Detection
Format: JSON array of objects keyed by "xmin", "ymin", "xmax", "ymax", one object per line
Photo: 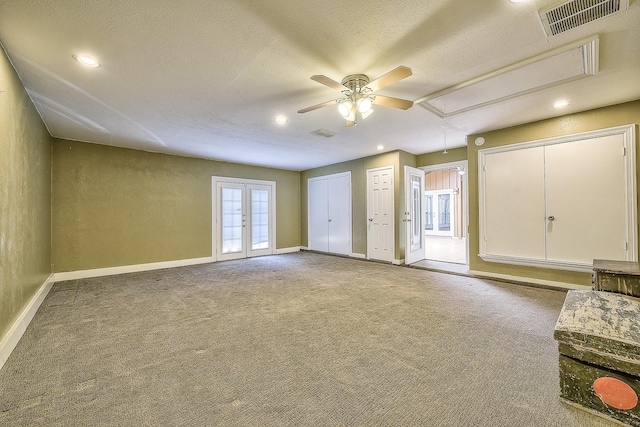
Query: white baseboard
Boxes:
[
  {"xmin": 54, "ymin": 256, "xmax": 215, "ymax": 282},
  {"xmin": 468, "ymin": 269, "xmax": 590, "ymax": 291},
  {"xmin": 393, "ymin": 259, "xmax": 403, "ymax": 265},
  {"xmin": 276, "ymin": 246, "xmax": 302, "ymax": 254},
  {"xmin": 350, "ymin": 253, "xmax": 366, "ymax": 259},
  {"xmin": 0, "ymin": 273, "xmax": 55, "ymax": 371}
]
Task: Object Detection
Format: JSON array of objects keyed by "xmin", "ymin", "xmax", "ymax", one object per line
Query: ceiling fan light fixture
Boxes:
[
  {"xmin": 338, "ymin": 101, "xmax": 353, "ymax": 117},
  {"xmin": 357, "ymin": 97, "xmax": 373, "ymax": 113}
]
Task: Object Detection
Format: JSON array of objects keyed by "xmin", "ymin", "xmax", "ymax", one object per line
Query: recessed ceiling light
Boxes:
[
  {"xmin": 553, "ymin": 99, "xmax": 570, "ymax": 109},
  {"xmin": 377, "ymin": 145, "xmax": 384, "ymax": 151},
  {"xmin": 73, "ymin": 54, "xmax": 100, "ymax": 68},
  {"xmin": 274, "ymin": 115, "xmax": 288, "ymax": 125}
]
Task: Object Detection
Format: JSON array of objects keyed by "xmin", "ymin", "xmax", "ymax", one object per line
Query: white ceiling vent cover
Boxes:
[{"xmin": 539, "ymin": 0, "xmax": 629, "ymax": 36}]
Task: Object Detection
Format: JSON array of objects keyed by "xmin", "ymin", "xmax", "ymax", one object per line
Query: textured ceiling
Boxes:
[{"xmin": 1, "ymin": 0, "xmax": 639, "ymax": 170}]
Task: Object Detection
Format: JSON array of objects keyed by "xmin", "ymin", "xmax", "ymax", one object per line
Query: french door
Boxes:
[
  {"xmin": 212, "ymin": 177, "xmax": 275, "ymax": 261},
  {"xmin": 404, "ymin": 166, "xmax": 425, "ymax": 264},
  {"xmin": 425, "ymin": 190, "xmax": 454, "ymax": 237}
]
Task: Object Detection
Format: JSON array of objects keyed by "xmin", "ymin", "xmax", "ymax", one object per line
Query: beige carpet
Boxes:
[{"xmin": 0, "ymin": 252, "xmax": 619, "ymax": 426}]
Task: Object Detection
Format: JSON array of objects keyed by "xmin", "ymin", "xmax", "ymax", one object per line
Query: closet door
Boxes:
[
  {"xmin": 308, "ymin": 173, "xmax": 351, "ymax": 255},
  {"xmin": 545, "ymin": 134, "xmax": 627, "ymax": 263},
  {"xmin": 327, "ymin": 174, "xmax": 351, "ymax": 254},
  {"xmin": 308, "ymin": 178, "xmax": 329, "ymax": 252}
]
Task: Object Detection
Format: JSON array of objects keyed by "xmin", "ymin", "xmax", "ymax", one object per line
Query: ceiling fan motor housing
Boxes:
[{"xmin": 341, "ymin": 74, "xmax": 371, "ymax": 93}]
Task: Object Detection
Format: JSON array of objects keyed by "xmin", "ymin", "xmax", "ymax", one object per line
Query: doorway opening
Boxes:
[{"xmin": 422, "ymin": 162, "xmax": 468, "ymax": 266}]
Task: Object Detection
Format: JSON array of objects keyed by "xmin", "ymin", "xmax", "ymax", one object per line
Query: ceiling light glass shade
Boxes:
[
  {"xmin": 361, "ymin": 108, "xmax": 374, "ymax": 120},
  {"xmin": 338, "ymin": 101, "xmax": 353, "ymax": 117},
  {"xmin": 358, "ymin": 97, "xmax": 372, "ymax": 113},
  {"xmin": 345, "ymin": 110, "xmax": 356, "ymax": 122}
]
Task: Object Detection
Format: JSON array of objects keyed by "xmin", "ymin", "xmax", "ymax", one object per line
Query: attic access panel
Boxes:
[{"xmin": 418, "ymin": 36, "xmax": 598, "ymax": 118}]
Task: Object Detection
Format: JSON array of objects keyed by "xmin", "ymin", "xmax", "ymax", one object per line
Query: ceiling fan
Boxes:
[{"xmin": 297, "ymin": 66, "xmax": 414, "ymax": 127}]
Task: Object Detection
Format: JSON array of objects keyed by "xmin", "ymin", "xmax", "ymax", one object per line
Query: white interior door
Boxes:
[
  {"xmin": 213, "ymin": 177, "xmax": 275, "ymax": 261},
  {"xmin": 367, "ymin": 166, "xmax": 394, "ymax": 262},
  {"xmin": 405, "ymin": 166, "xmax": 425, "ymax": 264}
]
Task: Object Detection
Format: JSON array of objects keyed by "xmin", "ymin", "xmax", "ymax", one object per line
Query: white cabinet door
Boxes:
[
  {"xmin": 545, "ymin": 135, "xmax": 627, "ymax": 263},
  {"xmin": 483, "ymin": 147, "xmax": 546, "ymax": 259}
]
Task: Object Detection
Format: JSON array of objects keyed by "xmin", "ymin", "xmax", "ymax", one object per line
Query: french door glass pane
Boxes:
[
  {"xmin": 412, "ymin": 182, "xmax": 421, "ymax": 242},
  {"xmin": 251, "ymin": 189, "xmax": 269, "ymax": 250},
  {"xmin": 425, "ymin": 195, "xmax": 434, "ymax": 231},
  {"xmin": 222, "ymin": 188, "xmax": 243, "ymax": 253},
  {"xmin": 438, "ymin": 194, "xmax": 451, "ymax": 232}
]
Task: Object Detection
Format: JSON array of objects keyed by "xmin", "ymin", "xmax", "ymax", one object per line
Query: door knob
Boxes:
[{"xmin": 548, "ymin": 216, "xmax": 555, "ymax": 221}]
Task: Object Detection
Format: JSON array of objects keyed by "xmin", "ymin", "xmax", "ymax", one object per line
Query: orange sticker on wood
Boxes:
[{"xmin": 593, "ymin": 377, "xmax": 638, "ymax": 411}]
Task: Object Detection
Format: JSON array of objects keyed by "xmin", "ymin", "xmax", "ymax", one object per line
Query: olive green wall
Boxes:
[
  {"xmin": 301, "ymin": 150, "xmax": 415, "ymax": 261},
  {"xmin": 0, "ymin": 47, "xmax": 52, "ymax": 342},
  {"xmin": 467, "ymin": 100, "xmax": 640, "ymax": 286},
  {"xmin": 52, "ymin": 140, "xmax": 300, "ymax": 272},
  {"xmin": 417, "ymin": 146, "xmax": 467, "ymax": 166}
]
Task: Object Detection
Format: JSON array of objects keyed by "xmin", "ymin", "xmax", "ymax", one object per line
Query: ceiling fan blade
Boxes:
[
  {"xmin": 297, "ymin": 99, "xmax": 340, "ymax": 114},
  {"xmin": 310, "ymin": 75, "xmax": 347, "ymax": 92},
  {"xmin": 372, "ymin": 95, "xmax": 414, "ymax": 110},
  {"xmin": 365, "ymin": 66, "xmax": 412, "ymax": 93}
]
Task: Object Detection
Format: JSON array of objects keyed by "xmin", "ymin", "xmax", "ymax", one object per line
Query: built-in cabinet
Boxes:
[
  {"xmin": 308, "ymin": 172, "xmax": 352, "ymax": 255},
  {"xmin": 478, "ymin": 124, "xmax": 637, "ymax": 272}
]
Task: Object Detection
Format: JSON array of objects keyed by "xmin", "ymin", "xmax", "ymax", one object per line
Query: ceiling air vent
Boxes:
[
  {"xmin": 539, "ymin": 0, "xmax": 629, "ymax": 36},
  {"xmin": 311, "ymin": 129, "xmax": 337, "ymax": 138}
]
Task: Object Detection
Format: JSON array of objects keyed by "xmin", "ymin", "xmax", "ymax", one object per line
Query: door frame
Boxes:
[
  {"xmin": 211, "ymin": 176, "xmax": 276, "ymax": 261},
  {"xmin": 420, "ymin": 160, "xmax": 469, "ymax": 265}
]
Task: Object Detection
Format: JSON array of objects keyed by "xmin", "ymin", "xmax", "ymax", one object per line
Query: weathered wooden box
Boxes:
[
  {"xmin": 593, "ymin": 259, "xmax": 640, "ymax": 298},
  {"xmin": 554, "ymin": 290, "xmax": 640, "ymax": 426}
]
